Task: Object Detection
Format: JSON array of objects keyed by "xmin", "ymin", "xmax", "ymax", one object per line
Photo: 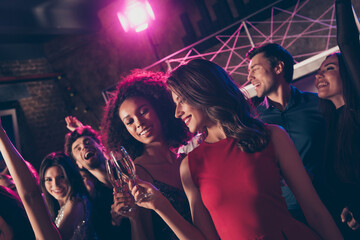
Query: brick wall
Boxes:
[{"xmin": 0, "ymin": 58, "xmax": 77, "ymax": 169}]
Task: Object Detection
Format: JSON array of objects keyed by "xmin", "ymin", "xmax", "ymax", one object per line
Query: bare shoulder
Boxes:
[
  {"xmin": 180, "ymin": 156, "xmax": 189, "ymax": 176},
  {"xmin": 180, "ymin": 156, "xmax": 193, "ymax": 187},
  {"xmin": 267, "ymin": 124, "xmax": 285, "ymax": 133},
  {"xmin": 267, "ymin": 124, "xmax": 294, "ymax": 156},
  {"xmin": 64, "ymin": 197, "xmax": 85, "ymax": 215},
  {"xmin": 267, "ymin": 124, "xmax": 288, "ymax": 140}
]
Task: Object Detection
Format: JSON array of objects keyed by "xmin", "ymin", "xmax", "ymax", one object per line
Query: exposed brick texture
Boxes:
[
  {"xmin": 0, "ymin": 58, "xmax": 52, "ymax": 77},
  {"xmin": 0, "ymin": 58, "xmax": 81, "ymax": 169}
]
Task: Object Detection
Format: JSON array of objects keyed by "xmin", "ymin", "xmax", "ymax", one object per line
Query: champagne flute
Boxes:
[
  {"xmin": 105, "ymin": 158, "xmax": 134, "ymax": 213},
  {"xmin": 110, "ymin": 147, "xmax": 151, "ymax": 203}
]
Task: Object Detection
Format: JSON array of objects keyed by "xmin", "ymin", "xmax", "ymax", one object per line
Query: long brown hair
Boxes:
[
  {"xmin": 39, "ymin": 152, "xmax": 89, "ymax": 219},
  {"xmin": 167, "ymin": 59, "xmax": 269, "ymax": 153},
  {"xmin": 319, "ymin": 52, "xmax": 360, "ymax": 184}
]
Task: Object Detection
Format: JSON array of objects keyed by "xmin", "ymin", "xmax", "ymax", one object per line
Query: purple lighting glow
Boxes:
[{"xmin": 118, "ymin": 0, "xmax": 155, "ymax": 32}]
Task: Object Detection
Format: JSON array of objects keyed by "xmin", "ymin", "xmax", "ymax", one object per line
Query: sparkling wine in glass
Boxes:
[
  {"xmin": 110, "ymin": 147, "xmax": 151, "ymax": 203},
  {"xmin": 105, "ymin": 158, "xmax": 134, "ymax": 213}
]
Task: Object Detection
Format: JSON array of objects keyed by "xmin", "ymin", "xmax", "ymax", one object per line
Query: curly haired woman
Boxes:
[{"xmin": 102, "ymin": 70, "xmax": 192, "ymax": 240}]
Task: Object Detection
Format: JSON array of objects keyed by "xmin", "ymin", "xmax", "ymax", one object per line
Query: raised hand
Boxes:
[{"xmin": 65, "ymin": 116, "xmax": 84, "ymax": 132}]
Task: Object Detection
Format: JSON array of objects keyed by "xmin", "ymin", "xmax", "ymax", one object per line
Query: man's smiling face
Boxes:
[{"xmin": 71, "ymin": 136, "xmax": 105, "ymax": 170}]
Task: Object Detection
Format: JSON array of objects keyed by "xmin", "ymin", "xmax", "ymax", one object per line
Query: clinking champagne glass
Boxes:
[
  {"xmin": 105, "ymin": 158, "xmax": 134, "ymax": 213},
  {"xmin": 110, "ymin": 147, "xmax": 151, "ymax": 203}
]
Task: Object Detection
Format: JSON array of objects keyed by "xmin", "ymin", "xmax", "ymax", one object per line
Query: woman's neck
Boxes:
[
  {"xmin": 58, "ymin": 196, "xmax": 69, "ymax": 207},
  {"xmin": 330, "ymin": 95, "xmax": 345, "ymax": 109},
  {"xmin": 143, "ymin": 142, "xmax": 175, "ymax": 164},
  {"xmin": 204, "ymin": 122, "xmax": 226, "ymax": 143}
]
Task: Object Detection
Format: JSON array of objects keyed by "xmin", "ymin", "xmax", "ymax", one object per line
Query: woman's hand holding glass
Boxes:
[{"xmin": 128, "ymin": 176, "xmax": 168, "ymax": 211}]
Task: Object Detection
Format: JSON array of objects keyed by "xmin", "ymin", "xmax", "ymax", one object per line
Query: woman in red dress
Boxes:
[{"xmin": 130, "ymin": 59, "xmax": 342, "ymax": 240}]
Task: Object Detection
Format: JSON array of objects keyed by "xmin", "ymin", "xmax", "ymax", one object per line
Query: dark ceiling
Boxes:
[
  {"xmin": 0, "ymin": 0, "xmax": 107, "ymax": 42},
  {"xmin": 0, "ymin": 0, "xmax": 113, "ymax": 60},
  {"xmin": 0, "ymin": 0, "xmax": 301, "ymax": 61}
]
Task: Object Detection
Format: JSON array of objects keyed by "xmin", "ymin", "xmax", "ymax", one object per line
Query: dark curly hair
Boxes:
[
  {"xmin": 39, "ymin": 152, "xmax": 89, "ymax": 220},
  {"xmin": 167, "ymin": 59, "xmax": 270, "ymax": 153},
  {"xmin": 64, "ymin": 125, "xmax": 103, "ymax": 163},
  {"xmin": 101, "ymin": 69, "xmax": 191, "ymax": 159}
]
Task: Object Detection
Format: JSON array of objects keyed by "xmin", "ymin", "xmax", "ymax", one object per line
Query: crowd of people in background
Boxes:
[{"xmin": 0, "ymin": 0, "xmax": 358, "ymax": 239}]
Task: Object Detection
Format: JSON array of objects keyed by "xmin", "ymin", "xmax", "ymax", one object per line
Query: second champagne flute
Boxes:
[
  {"xmin": 106, "ymin": 158, "xmax": 134, "ymax": 213},
  {"xmin": 110, "ymin": 147, "xmax": 151, "ymax": 202}
]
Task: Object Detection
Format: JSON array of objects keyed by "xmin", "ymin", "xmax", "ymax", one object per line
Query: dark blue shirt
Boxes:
[{"xmin": 257, "ymin": 86, "xmax": 326, "ymax": 176}]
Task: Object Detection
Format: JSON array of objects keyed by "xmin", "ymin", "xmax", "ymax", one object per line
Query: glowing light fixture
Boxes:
[{"xmin": 118, "ymin": 0, "xmax": 155, "ymax": 32}]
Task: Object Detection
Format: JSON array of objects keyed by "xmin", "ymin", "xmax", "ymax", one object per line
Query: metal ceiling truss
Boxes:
[{"xmin": 103, "ymin": 0, "xmax": 359, "ymax": 101}]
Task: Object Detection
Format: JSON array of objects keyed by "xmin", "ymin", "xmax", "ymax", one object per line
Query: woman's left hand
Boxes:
[{"xmin": 341, "ymin": 206, "xmax": 360, "ymax": 231}]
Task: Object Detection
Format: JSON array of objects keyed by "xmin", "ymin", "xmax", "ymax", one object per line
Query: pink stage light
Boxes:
[{"xmin": 118, "ymin": 0, "xmax": 155, "ymax": 33}]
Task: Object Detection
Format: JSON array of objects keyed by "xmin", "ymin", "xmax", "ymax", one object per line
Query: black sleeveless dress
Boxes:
[{"xmin": 136, "ymin": 164, "xmax": 192, "ymax": 240}]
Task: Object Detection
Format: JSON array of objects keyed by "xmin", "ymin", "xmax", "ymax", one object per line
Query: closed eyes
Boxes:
[{"xmin": 125, "ymin": 108, "xmax": 149, "ymax": 125}]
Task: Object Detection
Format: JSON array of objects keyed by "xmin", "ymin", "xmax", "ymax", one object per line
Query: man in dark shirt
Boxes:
[
  {"xmin": 246, "ymin": 43, "xmax": 326, "ymax": 223},
  {"xmin": 64, "ymin": 126, "xmax": 131, "ymax": 240}
]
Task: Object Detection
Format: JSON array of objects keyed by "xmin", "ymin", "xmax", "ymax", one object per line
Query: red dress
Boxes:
[{"xmin": 188, "ymin": 138, "xmax": 321, "ymax": 240}]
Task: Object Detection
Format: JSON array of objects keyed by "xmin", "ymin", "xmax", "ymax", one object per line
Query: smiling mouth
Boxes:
[
  {"xmin": 252, "ymin": 82, "xmax": 260, "ymax": 90},
  {"xmin": 52, "ymin": 189, "xmax": 65, "ymax": 194},
  {"xmin": 317, "ymin": 82, "xmax": 328, "ymax": 89},
  {"xmin": 139, "ymin": 127, "xmax": 152, "ymax": 136},
  {"xmin": 183, "ymin": 115, "xmax": 191, "ymax": 126}
]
